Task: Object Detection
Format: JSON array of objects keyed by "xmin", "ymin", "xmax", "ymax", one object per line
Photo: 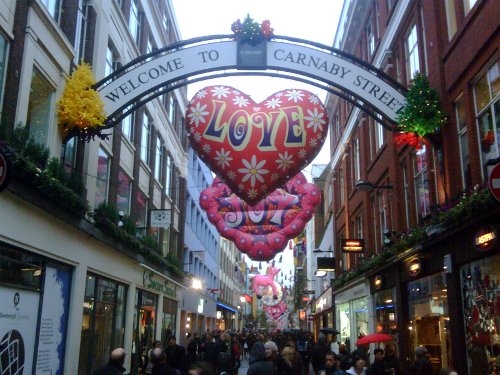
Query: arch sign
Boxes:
[{"xmin": 95, "ymin": 35, "xmax": 406, "ymax": 129}]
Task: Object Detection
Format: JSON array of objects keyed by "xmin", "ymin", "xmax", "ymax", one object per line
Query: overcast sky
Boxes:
[{"xmin": 171, "ymin": 0, "xmax": 344, "ymax": 286}]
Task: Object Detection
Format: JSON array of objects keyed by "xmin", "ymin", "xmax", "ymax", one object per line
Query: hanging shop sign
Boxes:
[
  {"xmin": 341, "ymin": 239, "xmax": 365, "ymax": 253},
  {"xmin": 143, "ymin": 270, "xmax": 176, "ymax": 299},
  {"xmin": 474, "ymin": 226, "xmax": 498, "ymax": 252},
  {"xmin": 315, "ymin": 287, "xmax": 332, "ymax": 314},
  {"xmin": 150, "ymin": 209, "xmax": 171, "ymax": 228},
  {"xmin": 408, "ymin": 258, "xmax": 422, "ymax": 277},
  {"xmin": 0, "ymin": 151, "xmax": 12, "ymax": 193}
]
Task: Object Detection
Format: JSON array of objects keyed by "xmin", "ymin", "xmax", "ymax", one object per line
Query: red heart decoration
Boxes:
[
  {"xmin": 186, "ymin": 85, "xmax": 328, "ymax": 205},
  {"xmin": 199, "ymin": 173, "xmax": 321, "ymax": 261}
]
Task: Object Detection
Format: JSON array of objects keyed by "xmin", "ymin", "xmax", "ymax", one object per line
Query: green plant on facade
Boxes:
[{"xmin": 332, "ymin": 188, "xmax": 497, "ymax": 290}]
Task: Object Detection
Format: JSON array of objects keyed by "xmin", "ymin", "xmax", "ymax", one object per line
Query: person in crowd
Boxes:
[
  {"xmin": 383, "ymin": 342, "xmax": 401, "ymax": 375},
  {"xmin": 296, "ymin": 332, "xmax": 312, "ymax": 374},
  {"xmin": 201, "ymin": 332, "xmax": 220, "ymax": 368},
  {"xmin": 247, "ymin": 341, "xmax": 275, "ymax": 375},
  {"xmin": 265, "ymin": 340, "xmax": 289, "ymax": 375},
  {"xmin": 439, "ymin": 369, "xmax": 458, "ymax": 375},
  {"xmin": 184, "ymin": 335, "xmax": 200, "ymax": 370},
  {"xmin": 150, "ymin": 348, "xmax": 177, "ymax": 375},
  {"xmin": 283, "ymin": 341, "xmax": 304, "ymax": 375},
  {"xmin": 329, "ymin": 334, "xmax": 340, "ymax": 355},
  {"xmin": 188, "ymin": 361, "xmax": 216, "ymax": 375},
  {"xmin": 312, "ymin": 333, "xmax": 330, "ymax": 374},
  {"xmin": 336, "ymin": 344, "xmax": 352, "ymax": 371},
  {"xmin": 92, "ymin": 348, "xmax": 127, "ymax": 375},
  {"xmin": 231, "ymin": 335, "xmax": 241, "ymax": 374},
  {"xmin": 165, "ymin": 336, "xmax": 186, "ymax": 375},
  {"xmin": 216, "ymin": 352, "xmax": 232, "ymax": 375},
  {"xmin": 143, "ymin": 340, "xmax": 163, "ymax": 375},
  {"xmin": 280, "ymin": 346, "xmax": 296, "ymax": 375},
  {"xmin": 318, "ymin": 351, "xmax": 346, "ymax": 375},
  {"xmin": 346, "ymin": 357, "xmax": 367, "ymax": 375},
  {"xmin": 367, "ymin": 349, "xmax": 385, "ymax": 375},
  {"xmin": 409, "ymin": 346, "xmax": 432, "ymax": 375}
]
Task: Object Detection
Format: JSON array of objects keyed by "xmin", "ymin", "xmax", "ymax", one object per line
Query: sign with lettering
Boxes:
[
  {"xmin": 474, "ymin": 226, "xmax": 498, "ymax": 252},
  {"xmin": 143, "ymin": 270, "xmax": 177, "ymax": 299},
  {"xmin": 95, "ymin": 38, "xmax": 405, "ymax": 128},
  {"xmin": 150, "ymin": 209, "xmax": 171, "ymax": 228},
  {"xmin": 341, "ymin": 239, "xmax": 365, "ymax": 253}
]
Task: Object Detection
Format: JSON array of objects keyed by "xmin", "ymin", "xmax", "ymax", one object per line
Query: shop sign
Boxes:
[
  {"xmin": 143, "ymin": 270, "xmax": 176, "ymax": 299},
  {"xmin": 474, "ymin": 226, "xmax": 498, "ymax": 252},
  {"xmin": 299, "ymin": 310, "xmax": 306, "ymax": 320},
  {"xmin": 408, "ymin": 258, "xmax": 421, "ymax": 277},
  {"xmin": 303, "ymin": 290, "xmax": 315, "ymax": 295},
  {"xmin": 315, "ymin": 287, "xmax": 332, "ymax": 314},
  {"xmin": 150, "ymin": 209, "xmax": 171, "ymax": 227},
  {"xmin": 341, "ymin": 239, "xmax": 364, "ymax": 253},
  {"xmin": 0, "ymin": 151, "xmax": 12, "ymax": 193},
  {"xmin": 141, "ymin": 292, "xmax": 156, "ymax": 307}
]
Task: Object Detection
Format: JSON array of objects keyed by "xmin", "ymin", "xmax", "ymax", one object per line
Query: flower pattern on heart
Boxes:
[
  {"xmin": 305, "ymin": 107, "xmax": 326, "ymax": 133},
  {"xmin": 196, "ymin": 89, "xmax": 207, "ymax": 99},
  {"xmin": 276, "ymin": 151, "xmax": 294, "ymax": 171},
  {"xmin": 187, "ymin": 102, "xmax": 209, "ymax": 127},
  {"xmin": 285, "ymin": 89, "xmax": 304, "ymax": 103},
  {"xmin": 308, "ymin": 95, "xmax": 320, "ymax": 104},
  {"xmin": 214, "ymin": 148, "xmax": 233, "ymax": 169},
  {"xmin": 233, "ymin": 95, "xmax": 249, "ymax": 108},
  {"xmin": 211, "ymin": 86, "xmax": 230, "ymax": 99},
  {"xmin": 238, "ymin": 155, "xmax": 269, "ymax": 187},
  {"xmin": 265, "ymin": 97, "xmax": 282, "ymax": 109}
]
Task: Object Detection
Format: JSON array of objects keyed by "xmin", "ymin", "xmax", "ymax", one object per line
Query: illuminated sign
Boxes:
[
  {"xmin": 408, "ymin": 258, "xmax": 421, "ymax": 277},
  {"xmin": 374, "ymin": 275, "xmax": 382, "ymax": 289},
  {"xmin": 315, "ymin": 287, "xmax": 332, "ymax": 314},
  {"xmin": 341, "ymin": 239, "xmax": 364, "ymax": 253},
  {"xmin": 474, "ymin": 226, "xmax": 498, "ymax": 251}
]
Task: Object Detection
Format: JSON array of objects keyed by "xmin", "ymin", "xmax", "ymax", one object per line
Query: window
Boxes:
[
  {"xmin": 154, "ymin": 136, "xmax": 163, "ymax": 181},
  {"xmin": 374, "ymin": 289, "xmax": 397, "ymax": 334},
  {"xmin": 402, "ymin": 163, "xmax": 410, "ymax": 229},
  {"xmin": 0, "ymin": 35, "xmax": 7, "ymax": 111},
  {"xmin": 41, "ymin": 0, "xmax": 61, "ymax": 22},
  {"xmin": 444, "ymin": 0, "xmax": 457, "ymax": 40},
  {"xmin": 366, "ymin": 22, "xmax": 375, "ymax": 57},
  {"xmin": 105, "ymin": 44, "xmax": 119, "ymax": 77},
  {"xmin": 372, "ymin": 116, "xmax": 384, "ymax": 154},
  {"xmin": 339, "ymin": 169, "xmax": 345, "ymax": 207},
  {"xmin": 355, "ymin": 214, "xmax": 363, "ymax": 239},
  {"xmin": 121, "ymin": 106, "xmax": 134, "ymax": 142},
  {"xmin": 405, "ymin": 24, "xmax": 420, "ymax": 82},
  {"xmin": 136, "ymin": 190, "xmax": 148, "ymax": 229},
  {"xmin": 165, "ymin": 155, "xmax": 172, "ymax": 197},
  {"xmin": 95, "ymin": 148, "xmax": 110, "ymax": 207},
  {"xmin": 463, "ymin": 0, "xmax": 478, "ymax": 14},
  {"xmin": 62, "ymin": 137, "xmax": 77, "ymax": 172},
  {"xmin": 129, "ymin": 0, "xmax": 140, "ymax": 44},
  {"xmin": 378, "ymin": 191, "xmax": 387, "ymax": 248},
  {"xmin": 352, "ymin": 138, "xmax": 361, "ymax": 185},
  {"xmin": 168, "ymin": 95, "xmax": 175, "ymax": 124},
  {"xmin": 117, "ymin": 169, "xmax": 132, "ymax": 215},
  {"xmin": 414, "ymin": 145, "xmax": 430, "ymax": 219},
  {"xmin": 473, "ymin": 62, "xmax": 499, "ymax": 179},
  {"xmin": 455, "ymin": 96, "xmax": 471, "ymax": 190},
  {"xmin": 27, "ymin": 68, "xmax": 54, "ymax": 146},
  {"xmin": 140, "ymin": 115, "xmax": 151, "ymax": 164},
  {"xmin": 78, "ymin": 274, "xmax": 127, "ymax": 374}
]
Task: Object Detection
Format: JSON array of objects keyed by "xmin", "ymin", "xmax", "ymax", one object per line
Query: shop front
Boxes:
[
  {"xmin": 313, "ymin": 286, "xmax": 333, "ymax": 340},
  {"xmin": 180, "ymin": 287, "xmax": 217, "ymax": 344},
  {"xmin": 216, "ymin": 302, "xmax": 238, "ymax": 331},
  {"xmin": 334, "ymin": 281, "xmax": 371, "ymax": 354}
]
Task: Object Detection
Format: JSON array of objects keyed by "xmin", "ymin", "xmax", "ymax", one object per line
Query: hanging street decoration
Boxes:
[
  {"xmin": 187, "ymin": 85, "xmax": 328, "ymax": 205},
  {"xmin": 231, "ymin": 15, "xmax": 274, "ymax": 45},
  {"xmin": 249, "ymin": 264, "xmax": 280, "ymax": 300},
  {"xmin": 199, "ymin": 173, "xmax": 321, "ymax": 261},
  {"xmin": 57, "ymin": 61, "xmax": 107, "ymax": 143},
  {"xmin": 263, "ymin": 287, "xmax": 288, "ymax": 319},
  {"xmin": 395, "ymin": 73, "xmax": 447, "ymax": 149}
]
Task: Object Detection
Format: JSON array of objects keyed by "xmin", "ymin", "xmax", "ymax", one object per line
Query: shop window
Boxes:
[
  {"xmin": 117, "ymin": 169, "xmax": 132, "ymax": 215},
  {"xmin": 78, "ymin": 274, "xmax": 127, "ymax": 374},
  {"xmin": 0, "ymin": 247, "xmax": 43, "ymax": 290},
  {"xmin": 407, "ymin": 273, "xmax": 451, "ymax": 372},
  {"xmin": 337, "ymin": 302, "xmax": 351, "ymax": 351},
  {"xmin": 27, "ymin": 68, "xmax": 54, "ymax": 146},
  {"xmin": 455, "ymin": 96, "xmax": 472, "ymax": 190},
  {"xmin": 473, "ymin": 61, "xmax": 499, "ymax": 180},
  {"xmin": 162, "ymin": 297, "xmax": 177, "ymax": 342},
  {"xmin": 374, "ymin": 289, "xmax": 397, "ymax": 334},
  {"xmin": 414, "ymin": 145, "xmax": 430, "ymax": 220},
  {"xmin": 405, "ymin": 24, "xmax": 420, "ymax": 83},
  {"xmin": 95, "ymin": 148, "xmax": 110, "ymax": 208},
  {"xmin": 460, "ymin": 255, "xmax": 499, "ymax": 374},
  {"xmin": 353, "ymin": 297, "xmax": 369, "ymax": 340},
  {"xmin": 132, "ymin": 289, "xmax": 157, "ymax": 374}
]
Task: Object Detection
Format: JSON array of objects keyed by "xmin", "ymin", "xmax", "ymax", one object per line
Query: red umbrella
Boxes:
[{"xmin": 356, "ymin": 333, "xmax": 393, "ymax": 346}]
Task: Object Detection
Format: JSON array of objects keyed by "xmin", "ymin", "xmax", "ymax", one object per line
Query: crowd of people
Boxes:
[{"xmin": 92, "ymin": 329, "xmax": 460, "ymax": 375}]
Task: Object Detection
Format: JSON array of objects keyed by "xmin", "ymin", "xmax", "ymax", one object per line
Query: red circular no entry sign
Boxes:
[{"xmin": 488, "ymin": 163, "xmax": 500, "ymax": 202}]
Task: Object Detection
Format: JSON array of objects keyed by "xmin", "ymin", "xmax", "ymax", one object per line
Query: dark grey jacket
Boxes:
[{"xmin": 247, "ymin": 342, "xmax": 275, "ymax": 375}]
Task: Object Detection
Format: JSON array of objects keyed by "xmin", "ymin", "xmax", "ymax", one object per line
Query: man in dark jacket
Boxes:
[
  {"xmin": 409, "ymin": 346, "xmax": 432, "ymax": 375},
  {"xmin": 201, "ymin": 332, "xmax": 220, "ymax": 367},
  {"xmin": 247, "ymin": 342, "xmax": 275, "ymax": 375},
  {"xmin": 151, "ymin": 348, "xmax": 177, "ymax": 375},
  {"xmin": 165, "ymin": 336, "xmax": 186, "ymax": 374},
  {"xmin": 92, "ymin": 348, "xmax": 126, "ymax": 375},
  {"xmin": 312, "ymin": 334, "xmax": 329, "ymax": 374},
  {"xmin": 367, "ymin": 349, "xmax": 386, "ymax": 375}
]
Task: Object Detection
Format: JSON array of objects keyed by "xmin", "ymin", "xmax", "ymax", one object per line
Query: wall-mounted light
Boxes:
[
  {"xmin": 374, "ymin": 275, "xmax": 383, "ymax": 289},
  {"xmin": 192, "ymin": 278, "xmax": 203, "ymax": 290},
  {"xmin": 408, "ymin": 258, "xmax": 421, "ymax": 276}
]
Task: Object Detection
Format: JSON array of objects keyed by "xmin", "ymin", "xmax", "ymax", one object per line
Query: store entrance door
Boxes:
[{"xmin": 413, "ymin": 315, "xmax": 450, "ymax": 372}]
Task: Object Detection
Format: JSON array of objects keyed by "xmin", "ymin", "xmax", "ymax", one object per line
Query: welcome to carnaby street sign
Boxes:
[{"xmin": 95, "ymin": 35, "xmax": 406, "ymax": 129}]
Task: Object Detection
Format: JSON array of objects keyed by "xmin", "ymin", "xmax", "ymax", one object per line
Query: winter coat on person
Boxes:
[
  {"xmin": 311, "ymin": 335, "xmax": 330, "ymax": 374},
  {"xmin": 151, "ymin": 362, "xmax": 177, "ymax": 375},
  {"xmin": 202, "ymin": 340, "xmax": 220, "ymax": 366},
  {"xmin": 247, "ymin": 342, "xmax": 276, "ymax": 375},
  {"xmin": 409, "ymin": 357, "xmax": 432, "ymax": 375},
  {"xmin": 91, "ymin": 361, "xmax": 126, "ymax": 375}
]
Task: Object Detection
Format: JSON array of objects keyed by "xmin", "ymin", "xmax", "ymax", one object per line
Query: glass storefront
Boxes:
[
  {"xmin": 374, "ymin": 289, "xmax": 397, "ymax": 334},
  {"xmin": 353, "ymin": 297, "xmax": 369, "ymax": 339},
  {"xmin": 161, "ymin": 296, "xmax": 177, "ymax": 342},
  {"xmin": 337, "ymin": 302, "xmax": 351, "ymax": 351},
  {"xmin": 132, "ymin": 289, "xmax": 157, "ymax": 374},
  {"xmin": 460, "ymin": 254, "xmax": 499, "ymax": 375},
  {"xmin": 79, "ymin": 274, "xmax": 127, "ymax": 375},
  {"xmin": 407, "ymin": 273, "xmax": 451, "ymax": 374}
]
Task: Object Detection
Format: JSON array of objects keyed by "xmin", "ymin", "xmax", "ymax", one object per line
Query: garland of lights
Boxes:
[
  {"xmin": 231, "ymin": 15, "xmax": 274, "ymax": 45},
  {"xmin": 395, "ymin": 73, "xmax": 447, "ymax": 148}
]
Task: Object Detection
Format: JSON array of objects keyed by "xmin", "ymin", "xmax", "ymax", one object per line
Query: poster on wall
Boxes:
[
  {"xmin": 0, "ymin": 286, "xmax": 39, "ymax": 374},
  {"xmin": 35, "ymin": 266, "xmax": 72, "ymax": 375}
]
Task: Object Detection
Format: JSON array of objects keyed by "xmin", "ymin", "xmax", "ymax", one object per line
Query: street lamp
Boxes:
[
  {"xmin": 192, "ymin": 278, "xmax": 203, "ymax": 290},
  {"xmin": 355, "ymin": 180, "xmax": 393, "ymax": 192}
]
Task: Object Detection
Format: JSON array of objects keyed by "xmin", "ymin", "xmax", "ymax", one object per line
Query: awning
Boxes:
[{"xmin": 216, "ymin": 302, "xmax": 238, "ymax": 313}]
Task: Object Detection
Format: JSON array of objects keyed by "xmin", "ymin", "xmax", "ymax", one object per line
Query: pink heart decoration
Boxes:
[
  {"xmin": 186, "ymin": 85, "xmax": 328, "ymax": 205},
  {"xmin": 199, "ymin": 173, "xmax": 321, "ymax": 261}
]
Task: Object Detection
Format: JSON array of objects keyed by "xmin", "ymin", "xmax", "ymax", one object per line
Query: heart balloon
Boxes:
[
  {"xmin": 199, "ymin": 173, "xmax": 321, "ymax": 261},
  {"xmin": 186, "ymin": 85, "xmax": 328, "ymax": 205}
]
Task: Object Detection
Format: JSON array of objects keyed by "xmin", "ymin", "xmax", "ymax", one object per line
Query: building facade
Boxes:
[
  {"xmin": 324, "ymin": 0, "xmax": 499, "ymax": 374},
  {"xmin": 0, "ymin": 1, "xmax": 190, "ymax": 374}
]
